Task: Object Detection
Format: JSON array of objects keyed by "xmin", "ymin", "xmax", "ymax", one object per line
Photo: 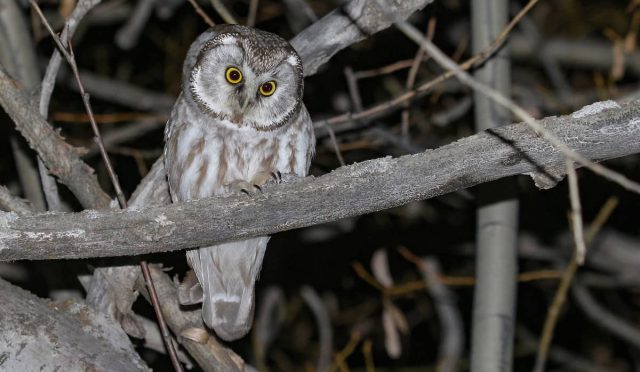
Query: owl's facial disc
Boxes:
[{"xmin": 189, "ymin": 37, "xmax": 303, "ymax": 131}]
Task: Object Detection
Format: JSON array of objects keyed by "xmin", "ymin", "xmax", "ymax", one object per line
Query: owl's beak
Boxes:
[
  {"xmin": 239, "ymin": 95, "xmax": 251, "ymax": 112},
  {"xmin": 230, "ymin": 94, "xmax": 251, "ymax": 124}
]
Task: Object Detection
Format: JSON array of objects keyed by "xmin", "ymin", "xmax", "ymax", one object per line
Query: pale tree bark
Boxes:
[
  {"xmin": 0, "ymin": 277, "xmax": 149, "ymax": 371},
  {"xmin": 1, "ymin": 98, "xmax": 639, "ymax": 260},
  {"xmin": 470, "ymin": 1, "xmax": 519, "ymax": 371}
]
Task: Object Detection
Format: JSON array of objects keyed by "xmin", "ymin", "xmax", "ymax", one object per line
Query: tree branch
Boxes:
[
  {"xmin": 290, "ymin": 0, "xmax": 434, "ymax": 76},
  {"xmin": 1, "ymin": 99, "xmax": 639, "ymax": 261},
  {"xmin": 0, "ymin": 65, "xmax": 111, "ymax": 209},
  {"xmin": 0, "ymin": 278, "xmax": 149, "ymax": 370}
]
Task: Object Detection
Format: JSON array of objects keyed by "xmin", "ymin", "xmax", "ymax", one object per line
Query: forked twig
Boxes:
[{"xmin": 30, "ymin": 2, "xmax": 184, "ymax": 370}]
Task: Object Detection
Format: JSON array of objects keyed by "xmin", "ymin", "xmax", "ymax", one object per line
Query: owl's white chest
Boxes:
[
  {"xmin": 165, "ymin": 98, "xmax": 314, "ymax": 202},
  {"xmin": 171, "ymin": 122, "xmax": 273, "ymax": 200}
]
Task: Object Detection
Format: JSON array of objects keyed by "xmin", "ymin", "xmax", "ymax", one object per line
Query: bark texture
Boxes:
[
  {"xmin": 0, "ymin": 278, "xmax": 148, "ymax": 371},
  {"xmin": 1, "ymin": 99, "xmax": 639, "ymax": 261},
  {"xmin": 0, "ymin": 66, "xmax": 111, "ymax": 209},
  {"xmin": 290, "ymin": 0, "xmax": 435, "ymax": 76}
]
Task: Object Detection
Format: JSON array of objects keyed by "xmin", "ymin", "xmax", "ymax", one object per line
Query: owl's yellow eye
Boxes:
[
  {"xmin": 259, "ymin": 81, "xmax": 277, "ymax": 97},
  {"xmin": 225, "ymin": 67, "xmax": 243, "ymax": 84}
]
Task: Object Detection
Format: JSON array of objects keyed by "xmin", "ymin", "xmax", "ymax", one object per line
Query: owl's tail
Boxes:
[{"xmin": 186, "ymin": 237, "xmax": 269, "ymax": 341}]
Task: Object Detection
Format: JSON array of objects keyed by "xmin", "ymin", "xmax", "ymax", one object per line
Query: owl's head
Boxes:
[{"xmin": 183, "ymin": 25, "xmax": 304, "ymax": 131}]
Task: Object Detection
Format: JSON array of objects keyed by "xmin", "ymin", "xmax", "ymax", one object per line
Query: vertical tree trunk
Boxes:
[{"xmin": 470, "ymin": 1, "xmax": 519, "ymax": 371}]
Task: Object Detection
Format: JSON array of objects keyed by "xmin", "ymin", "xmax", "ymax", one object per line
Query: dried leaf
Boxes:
[
  {"xmin": 382, "ymin": 307, "xmax": 401, "ymax": 359},
  {"xmin": 371, "ymin": 249, "xmax": 394, "ymax": 288}
]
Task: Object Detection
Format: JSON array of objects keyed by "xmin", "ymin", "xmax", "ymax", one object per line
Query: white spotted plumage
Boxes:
[{"xmin": 164, "ymin": 25, "xmax": 314, "ymax": 341}]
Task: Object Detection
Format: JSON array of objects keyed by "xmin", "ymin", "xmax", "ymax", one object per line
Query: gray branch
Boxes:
[
  {"xmin": 0, "ymin": 65, "xmax": 112, "ymax": 209},
  {"xmin": 0, "ymin": 278, "xmax": 149, "ymax": 371},
  {"xmin": 290, "ymin": 0, "xmax": 434, "ymax": 76},
  {"xmin": 1, "ymin": 99, "xmax": 639, "ymax": 261}
]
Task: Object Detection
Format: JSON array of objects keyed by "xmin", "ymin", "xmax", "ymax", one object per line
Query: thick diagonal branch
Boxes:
[
  {"xmin": 0, "ymin": 66, "xmax": 111, "ymax": 209},
  {"xmin": 1, "ymin": 99, "xmax": 638, "ymax": 261},
  {"xmin": 290, "ymin": 0, "xmax": 434, "ymax": 76}
]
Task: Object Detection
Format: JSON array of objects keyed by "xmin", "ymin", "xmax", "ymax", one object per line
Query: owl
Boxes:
[{"xmin": 163, "ymin": 24, "xmax": 315, "ymax": 341}]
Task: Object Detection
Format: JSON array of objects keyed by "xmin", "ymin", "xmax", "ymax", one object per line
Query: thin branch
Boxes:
[
  {"xmin": 313, "ymin": 0, "xmax": 539, "ymax": 132},
  {"xmin": 419, "ymin": 257, "xmax": 463, "ymax": 372},
  {"xmin": 301, "ymin": 286, "xmax": 333, "ymax": 372},
  {"xmin": 140, "ymin": 261, "xmax": 184, "ymax": 372},
  {"xmin": 402, "ymin": 19, "xmax": 435, "ymax": 140},
  {"xmin": 187, "ymin": 0, "xmax": 216, "ymax": 27},
  {"xmin": 566, "ymin": 160, "xmax": 587, "ymax": 264},
  {"xmin": 0, "ymin": 0, "xmax": 46, "ymax": 211},
  {"xmin": 31, "ymin": 3, "xmax": 182, "ymax": 369},
  {"xmin": 374, "ymin": 0, "xmax": 640, "ymax": 194},
  {"xmin": 2, "ymin": 100, "xmax": 639, "ymax": 260},
  {"xmin": 136, "ymin": 266, "xmax": 246, "ymax": 371},
  {"xmin": 209, "ymin": 0, "xmax": 238, "ymax": 24},
  {"xmin": 32, "ymin": 2, "xmax": 124, "ymax": 207},
  {"xmin": 114, "ymin": 0, "xmax": 154, "ymax": 49},
  {"xmin": 572, "ymin": 279, "xmax": 640, "ymax": 349},
  {"xmin": 534, "ymin": 197, "xmax": 619, "ymax": 372},
  {"xmin": 247, "ymin": 0, "xmax": 258, "ymax": 27}
]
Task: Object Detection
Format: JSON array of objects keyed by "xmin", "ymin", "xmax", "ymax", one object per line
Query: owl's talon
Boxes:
[
  {"xmin": 228, "ymin": 180, "xmax": 260, "ymax": 196},
  {"xmin": 272, "ymin": 171, "xmax": 282, "ymax": 183}
]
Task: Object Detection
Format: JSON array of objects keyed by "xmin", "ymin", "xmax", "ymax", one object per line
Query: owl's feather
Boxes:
[
  {"xmin": 164, "ymin": 27, "xmax": 314, "ymax": 342},
  {"xmin": 186, "ymin": 237, "xmax": 269, "ymax": 341}
]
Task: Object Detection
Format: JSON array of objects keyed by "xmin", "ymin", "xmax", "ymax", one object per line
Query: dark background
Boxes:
[{"xmin": 2, "ymin": 0, "xmax": 640, "ymax": 370}]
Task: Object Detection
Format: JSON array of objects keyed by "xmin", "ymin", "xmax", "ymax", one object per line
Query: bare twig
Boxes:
[
  {"xmin": 533, "ymin": 254, "xmax": 578, "ymax": 372},
  {"xmin": 534, "ymin": 197, "xmax": 619, "ymax": 372},
  {"xmin": 566, "ymin": 160, "xmax": 587, "ymax": 264},
  {"xmin": 140, "ymin": 262, "xmax": 184, "ymax": 372},
  {"xmin": 210, "ymin": 0, "xmax": 238, "ymax": 24},
  {"xmin": 31, "ymin": 3, "xmax": 183, "ymax": 370},
  {"xmin": 375, "ymin": 0, "xmax": 640, "ymax": 195},
  {"xmin": 572, "ymin": 280, "xmax": 640, "ymax": 349},
  {"xmin": 253, "ymin": 286, "xmax": 286, "ymax": 371},
  {"xmin": 301, "ymin": 286, "xmax": 333, "ymax": 372},
  {"xmin": 419, "ymin": 257, "xmax": 463, "ymax": 372},
  {"xmin": 247, "ymin": 0, "xmax": 258, "ymax": 27},
  {"xmin": 31, "ymin": 1, "xmax": 126, "ymax": 208},
  {"xmin": 115, "ymin": 0, "xmax": 154, "ymax": 49},
  {"xmin": 320, "ymin": 121, "xmax": 345, "ymax": 166},
  {"xmin": 136, "ymin": 267, "xmax": 246, "ymax": 371},
  {"xmin": 0, "ymin": 0, "xmax": 46, "ymax": 211},
  {"xmin": 313, "ymin": 0, "xmax": 540, "ymax": 132},
  {"xmin": 36, "ymin": 0, "xmax": 103, "ymax": 212},
  {"xmin": 402, "ymin": 19, "xmax": 435, "ymax": 140},
  {"xmin": 187, "ymin": 0, "xmax": 215, "ymax": 27}
]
